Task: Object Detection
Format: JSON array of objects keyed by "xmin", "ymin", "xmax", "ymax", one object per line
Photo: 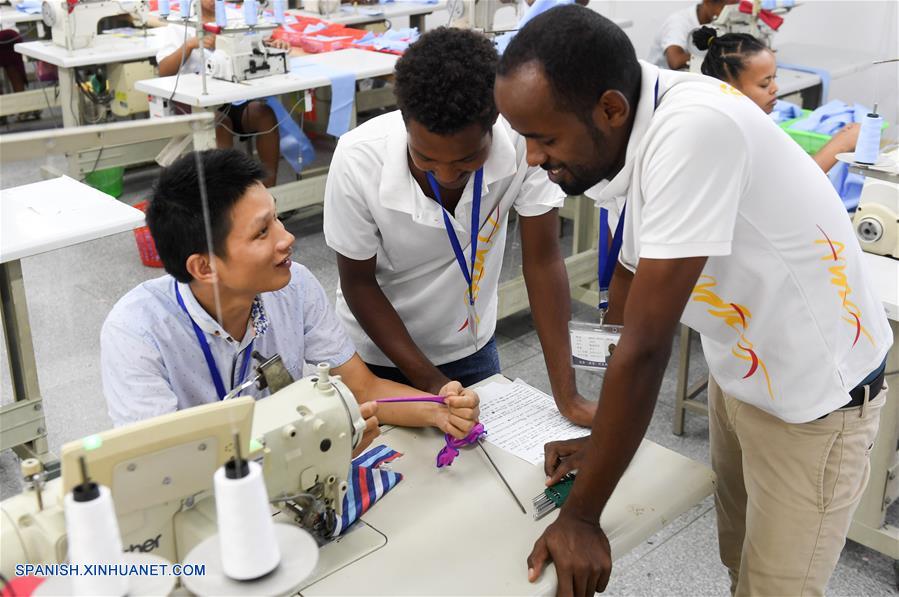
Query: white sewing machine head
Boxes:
[
  {"xmin": 0, "ymin": 362, "xmax": 365, "ymax": 576},
  {"xmin": 689, "ymin": 0, "xmax": 800, "ymax": 73},
  {"xmin": 853, "ymin": 170, "xmax": 899, "ymax": 259},
  {"xmin": 41, "ymin": 0, "xmax": 149, "ymax": 50},
  {"xmin": 204, "ymin": 22, "xmax": 288, "ymax": 82}
]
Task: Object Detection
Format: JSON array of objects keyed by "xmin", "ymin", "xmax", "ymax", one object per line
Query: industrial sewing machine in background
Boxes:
[
  {"xmin": 205, "ymin": 20, "xmax": 288, "ymax": 83},
  {"xmin": 41, "ymin": 0, "xmax": 149, "ymax": 50},
  {"xmin": 689, "ymin": 0, "xmax": 801, "ymax": 73},
  {"xmin": 0, "ymin": 361, "xmax": 366, "ymax": 581}
]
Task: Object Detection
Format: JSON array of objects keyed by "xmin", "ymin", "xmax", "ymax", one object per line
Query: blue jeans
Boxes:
[{"xmin": 365, "ymin": 337, "xmax": 501, "ymax": 389}]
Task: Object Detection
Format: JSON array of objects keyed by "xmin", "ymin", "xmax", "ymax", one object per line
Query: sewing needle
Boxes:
[{"xmin": 477, "ymin": 439, "xmax": 526, "ymax": 514}]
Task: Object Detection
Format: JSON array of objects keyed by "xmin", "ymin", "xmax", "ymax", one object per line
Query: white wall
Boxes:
[{"xmin": 415, "ymin": 0, "xmax": 898, "ymax": 133}]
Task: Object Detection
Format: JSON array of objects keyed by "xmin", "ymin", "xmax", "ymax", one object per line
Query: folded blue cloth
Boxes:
[
  {"xmin": 783, "ymin": 99, "xmax": 871, "ymax": 210},
  {"xmin": 332, "ymin": 444, "xmax": 404, "ymax": 537},
  {"xmin": 289, "ymin": 57, "xmax": 356, "ymax": 137},
  {"xmin": 16, "ymin": 0, "xmax": 42, "ymax": 14},
  {"xmin": 495, "ymin": 0, "xmax": 576, "ymax": 54},
  {"xmin": 789, "ymin": 99, "xmax": 867, "ymax": 135},
  {"xmin": 769, "ymin": 99, "xmax": 802, "ymax": 124}
]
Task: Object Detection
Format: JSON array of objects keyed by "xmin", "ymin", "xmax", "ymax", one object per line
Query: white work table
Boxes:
[
  {"xmin": 850, "ymin": 252, "xmax": 899, "ymax": 561},
  {"xmin": 14, "ymin": 29, "xmax": 165, "ymax": 126},
  {"xmin": 775, "ymin": 67, "xmax": 822, "ymax": 106},
  {"xmin": 134, "ymin": 47, "xmax": 398, "ymax": 107},
  {"xmin": 775, "ymin": 43, "xmax": 878, "ymax": 80},
  {"xmin": 863, "ymin": 253, "xmax": 899, "ymax": 321},
  {"xmin": 0, "ymin": 176, "xmax": 144, "ymax": 476},
  {"xmin": 292, "ymin": 0, "xmax": 445, "ymax": 30},
  {"xmin": 301, "ymin": 377, "xmax": 716, "ymax": 596},
  {"xmin": 0, "ymin": 6, "xmax": 43, "ymax": 31}
]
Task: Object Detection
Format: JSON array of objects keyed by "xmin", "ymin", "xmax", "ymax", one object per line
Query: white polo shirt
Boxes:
[
  {"xmin": 323, "ymin": 110, "xmax": 565, "ymax": 366},
  {"xmin": 590, "ymin": 60, "xmax": 892, "ymax": 423},
  {"xmin": 647, "ymin": 4, "xmax": 700, "ymax": 69}
]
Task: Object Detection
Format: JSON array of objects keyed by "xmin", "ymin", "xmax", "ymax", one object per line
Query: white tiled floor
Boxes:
[{"xmin": 1, "ymin": 119, "xmax": 896, "ymax": 595}]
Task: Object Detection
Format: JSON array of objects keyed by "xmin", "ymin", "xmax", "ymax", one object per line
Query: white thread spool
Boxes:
[
  {"xmin": 158, "ymin": 0, "xmax": 170, "ymax": 17},
  {"xmin": 854, "ymin": 104, "xmax": 883, "ymax": 165},
  {"xmin": 243, "ymin": 0, "xmax": 257, "ymax": 27},
  {"xmin": 215, "ymin": 0, "xmax": 227, "ymax": 27},
  {"xmin": 213, "ymin": 459, "xmax": 281, "ymax": 580},
  {"xmin": 273, "ymin": 0, "xmax": 285, "ymax": 24},
  {"xmin": 179, "ymin": 0, "xmax": 191, "ymax": 19},
  {"xmin": 64, "ymin": 485, "xmax": 128, "ymax": 596}
]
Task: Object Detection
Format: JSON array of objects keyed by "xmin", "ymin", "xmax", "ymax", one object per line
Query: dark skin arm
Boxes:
[
  {"xmin": 337, "ymin": 254, "xmax": 450, "ymax": 394},
  {"xmin": 520, "ymin": 209, "xmax": 594, "ymax": 427},
  {"xmin": 527, "ymin": 256, "xmax": 707, "ymax": 597},
  {"xmin": 664, "ymin": 45, "xmax": 691, "ymax": 71}
]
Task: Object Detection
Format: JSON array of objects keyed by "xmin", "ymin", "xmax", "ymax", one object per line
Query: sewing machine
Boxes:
[
  {"xmin": 689, "ymin": 0, "xmax": 800, "ymax": 73},
  {"xmin": 449, "ymin": 0, "xmax": 518, "ymax": 34},
  {"xmin": 205, "ymin": 22, "xmax": 288, "ymax": 83},
  {"xmin": 853, "ymin": 175, "xmax": 899, "ymax": 259},
  {"xmin": 41, "ymin": 0, "xmax": 148, "ymax": 50},
  {"xmin": 0, "ymin": 361, "xmax": 366, "ymax": 578}
]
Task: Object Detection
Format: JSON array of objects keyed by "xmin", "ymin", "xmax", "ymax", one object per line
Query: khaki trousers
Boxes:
[{"xmin": 708, "ymin": 376, "xmax": 886, "ymax": 597}]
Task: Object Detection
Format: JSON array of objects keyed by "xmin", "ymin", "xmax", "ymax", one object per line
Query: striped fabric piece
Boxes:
[{"xmin": 332, "ymin": 444, "xmax": 404, "ymax": 537}]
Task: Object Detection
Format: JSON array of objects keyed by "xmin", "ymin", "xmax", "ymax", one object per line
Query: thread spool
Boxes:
[
  {"xmin": 215, "ymin": 0, "xmax": 227, "ymax": 27},
  {"xmin": 273, "ymin": 0, "xmax": 285, "ymax": 24},
  {"xmin": 179, "ymin": 0, "xmax": 191, "ymax": 19},
  {"xmin": 158, "ymin": 0, "xmax": 169, "ymax": 17},
  {"xmin": 64, "ymin": 484, "xmax": 128, "ymax": 596},
  {"xmin": 213, "ymin": 458, "xmax": 280, "ymax": 580},
  {"xmin": 243, "ymin": 0, "xmax": 257, "ymax": 27},
  {"xmin": 855, "ymin": 104, "xmax": 883, "ymax": 165}
]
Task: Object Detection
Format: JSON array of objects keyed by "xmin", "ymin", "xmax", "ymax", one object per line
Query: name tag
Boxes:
[{"xmin": 569, "ymin": 321, "xmax": 622, "ymax": 371}]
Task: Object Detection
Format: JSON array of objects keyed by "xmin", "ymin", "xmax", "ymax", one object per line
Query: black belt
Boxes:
[{"xmin": 841, "ymin": 365, "xmax": 886, "ymax": 410}]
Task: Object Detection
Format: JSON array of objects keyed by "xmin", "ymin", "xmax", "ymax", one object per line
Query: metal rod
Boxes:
[{"xmin": 477, "ymin": 439, "xmax": 526, "ymax": 514}]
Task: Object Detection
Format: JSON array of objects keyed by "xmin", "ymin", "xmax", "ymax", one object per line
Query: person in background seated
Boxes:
[
  {"xmin": 0, "ymin": 29, "xmax": 41, "ymax": 123},
  {"xmin": 155, "ymin": 0, "xmax": 289, "ymax": 186},
  {"xmin": 101, "ymin": 149, "xmax": 479, "ymax": 457},
  {"xmin": 693, "ymin": 26, "xmax": 860, "ymax": 173},
  {"xmin": 647, "ymin": 0, "xmax": 736, "ymax": 70}
]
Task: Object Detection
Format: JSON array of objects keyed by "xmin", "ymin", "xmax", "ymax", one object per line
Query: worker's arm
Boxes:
[
  {"xmin": 813, "ymin": 123, "xmax": 860, "ymax": 173},
  {"xmin": 520, "ymin": 209, "xmax": 594, "ymax": 426},
  {"xmin": 527, "ymin": 255, "xmax": 707, "ymax": 594},
  {"xmin": 157, "ymin": 35, "xmax": 213, "ymax": 76},
  {"xmin": 333, "ymin": 354, "xmax": 479, "ymax": 439},
  {"xmin": 664, "ymin": 45, "xmax": 691, "ymax": 70},
  {"xmin": 337, "ymin": 253, "xmax": 451, "ymax": 395},
  {"xmin": 602, "ymin": 264, "xmax": 634, "ymax": 326}
]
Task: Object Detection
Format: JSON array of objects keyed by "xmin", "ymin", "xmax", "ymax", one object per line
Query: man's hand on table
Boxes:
[
  {"xmin": 352, "ymin": 401, "xmax": 380, "ymax": 457},
  {"xmin": 528, "ymin": 510, "xmax": 612, "ymax": 597}
]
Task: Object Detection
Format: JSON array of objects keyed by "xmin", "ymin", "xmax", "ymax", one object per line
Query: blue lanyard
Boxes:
[
  {"xmin": 174, "ymin": 284, "xmax": 254, "ymax": 400},
  {"xmin": 426, "ymin": 168, "xmax": 484, "ymax": 306},
  {"xmin": 597, "ymin": 204, "xmax": 627, "ymax": 311},
  {"xmin": 596, "ymin": 77, "xmax": 661, "ymax": 312}
]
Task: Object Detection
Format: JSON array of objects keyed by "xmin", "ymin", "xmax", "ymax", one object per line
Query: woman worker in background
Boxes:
[{"xmin": 693, "ymin": 26, "xmax": 859, "ymax": 173}]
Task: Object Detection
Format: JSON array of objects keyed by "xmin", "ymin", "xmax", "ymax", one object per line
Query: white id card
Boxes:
[{"xmin": 569, "ymin": 320, "xmax": 622, "ymax": 371}]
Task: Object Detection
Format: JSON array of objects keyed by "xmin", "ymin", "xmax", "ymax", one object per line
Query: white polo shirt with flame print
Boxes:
[{"xmin": 589, "ymin": 60, "xmax": 891, "ymax": 423}]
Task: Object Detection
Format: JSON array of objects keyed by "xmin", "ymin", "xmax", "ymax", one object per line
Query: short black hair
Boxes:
[
  {"xmin": 146, "ymin": 149, "xmax": 266, "ymax": 283},
  {"xmin": 693, "ymin": 26, "xmax": 768, "ymax": 82},
  {"xmin": 394, "ymin": 27, "xmax": 498, "ymax": 135},
  {"xmin": 498, "ymin": 5, "xmax": 640, "ymax": 123}
]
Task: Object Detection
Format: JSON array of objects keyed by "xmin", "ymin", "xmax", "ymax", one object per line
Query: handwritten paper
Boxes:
[{"xmin": 476, "ymin": 380, "xmax": 588, "ymax": 466}]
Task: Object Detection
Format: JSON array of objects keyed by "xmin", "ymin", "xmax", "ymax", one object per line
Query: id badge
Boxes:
[
  {"xmin": 465, "ymin": 301, "xmax": 479, "ymax": 351},
  {"xmin": 569, "ymin": 320, "xmax": 622, "ymax": 371}
]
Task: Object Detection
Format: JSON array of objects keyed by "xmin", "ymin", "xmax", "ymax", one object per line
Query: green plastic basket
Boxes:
[
  {"xmin": 780, "ymin": 109, "xmax": 888, "ymax": 156},
  {"xmin": 85, "ymin": 166, "xmax": 125, "ymax": 198}
]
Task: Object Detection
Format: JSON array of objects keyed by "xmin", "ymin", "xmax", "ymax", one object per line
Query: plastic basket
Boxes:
[
  {"xmin": 132, "ymin": 201, "xmax": 163, "ymax": 268},
  {"xmin": 85, "ymin": 166, "xmax": 125, "ymax": 198},
  {"xmin": 780, "ymin": 109, "xmax": 889, "ymax": 155}
]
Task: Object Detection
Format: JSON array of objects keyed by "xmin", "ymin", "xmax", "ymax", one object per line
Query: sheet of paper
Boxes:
[{"xmin": 476, "ymin": 380, "xmax": 588, "ymax": 466}]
